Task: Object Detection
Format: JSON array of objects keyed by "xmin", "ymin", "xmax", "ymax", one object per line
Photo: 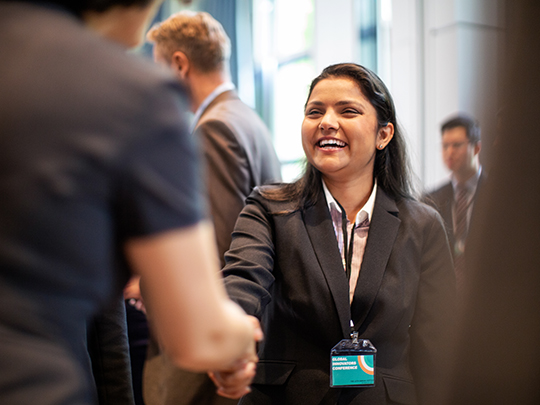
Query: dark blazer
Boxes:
[
  {"xmin": 422, "ymin": 172, "xmax": 486, "ymax": 257},
  {"xmin": 222, "ymin": 186, "xmax": 456, "ymax": 405},
  {"xmin": 143, "ymin": 90, "xmax": 281, "ymax": 405}
]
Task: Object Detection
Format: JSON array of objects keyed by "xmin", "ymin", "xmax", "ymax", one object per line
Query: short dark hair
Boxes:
[
  {"xmin": 441, "ymin": 113, "xmax": 481, "ymax": 145},
  {"xmin": 36, "ymin": 0, "xmax": 155, "ymax": 16}
]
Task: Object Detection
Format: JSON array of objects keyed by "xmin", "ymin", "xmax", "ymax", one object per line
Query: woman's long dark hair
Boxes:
[{"xmin": 262, "ymin": 63, "xmax": 414, "ymax": 211}]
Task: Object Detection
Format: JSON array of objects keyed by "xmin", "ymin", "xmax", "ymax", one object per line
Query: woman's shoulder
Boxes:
[
  {"xmin": 247, "ymin": 183, "xmax": 300, "ymax": 213},
  {"xmin": 396, "ymin": 197, "xmax": 445, "ymax": 224}
]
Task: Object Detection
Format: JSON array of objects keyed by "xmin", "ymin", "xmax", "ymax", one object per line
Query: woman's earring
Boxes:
[{"xmin": 379, "ymin": 144, "xmax": 384, "ymax": 149}]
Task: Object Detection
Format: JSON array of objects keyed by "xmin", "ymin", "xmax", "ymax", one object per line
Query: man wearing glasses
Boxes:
[{"xmin": 423, "ymin": 114, "xmax": 484, "ymax": 298}]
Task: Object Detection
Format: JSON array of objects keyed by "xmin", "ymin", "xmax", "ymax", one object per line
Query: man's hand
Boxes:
[
  {"xmin": 208, "ymin": 316, "xmax": 263, "ymax": 398},
  {"xmin": 209, "ymin": 359, "xmax": 257, "ymax": 399}
]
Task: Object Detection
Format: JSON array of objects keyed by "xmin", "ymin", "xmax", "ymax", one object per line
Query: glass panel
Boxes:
[
  {"xmin": 273, "ymin": 58, "xmax": 316, "ymax": 168},
  {"xmin": 274, "ymin": 0, "xmax": 315, "ymax": 60},
  {"xmin": 252, "ymin": 0, "xmax": 276, "ymax": 127},
  {"xmin": 281, "ymin": 160, "xmax": 307, "ymax": 183},
  {"xmin": 252, "ymin": 0, "xmax": 316, "ymax": 181},
  {"xmin": 357, "ymin": 0, "xmax": 378, "ymax": 72}
]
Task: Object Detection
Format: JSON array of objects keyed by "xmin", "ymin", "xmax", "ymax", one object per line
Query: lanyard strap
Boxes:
[
  {"xmin": 335, "ymin": 200, "xmax": 358, "ymax": 337},
  {"xmin": 335, "ymin": 200, "xmax": 355, "ymax": 281}
]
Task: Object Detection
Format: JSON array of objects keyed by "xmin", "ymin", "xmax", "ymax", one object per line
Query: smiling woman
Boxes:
[
  {"xmin": 259, "ymin": 63, "xmax": 412, "ymax": 212},
  {"xmin": 213, "ymin": 63, "xmax": 457, "ymax": 405},
  {"xmin": 301, "ymin": 76, "xmax": 393, "ymax": 215}
]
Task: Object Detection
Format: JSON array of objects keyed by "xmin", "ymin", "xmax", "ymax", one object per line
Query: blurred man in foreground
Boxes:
[
  {"xmin": 142, "ymin": 10, "xmax": 281, "ymax": 405},
  {"xmin": 0, "ymin": 1, "xmax": 260, "ymax": 404}
]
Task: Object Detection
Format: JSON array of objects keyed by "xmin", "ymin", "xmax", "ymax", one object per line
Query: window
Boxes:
[{"xmin": 253, "ymin": 0, "xmax": 316, "ymax": 181}]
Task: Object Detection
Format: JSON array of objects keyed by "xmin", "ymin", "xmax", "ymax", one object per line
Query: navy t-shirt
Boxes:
[{"xmin": 0, "ymin": 3, "xmax": 205, "ymax": 404}]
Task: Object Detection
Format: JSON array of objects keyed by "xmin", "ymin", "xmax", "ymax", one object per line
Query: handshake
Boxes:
[{"xmin": 209, "ymin": 315, "xmax": 263, "ymax": 399}]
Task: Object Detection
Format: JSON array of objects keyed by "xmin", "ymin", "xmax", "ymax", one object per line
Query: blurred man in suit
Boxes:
[
  {"xmin": 141, "ymin": 10, "xmax": 282, "ymax": 405},
  {"xmin": 148, "ymin": 10, "xmax": 281, "ymax": 266},
  {"xmin": 423, "ymin": 114, "xmax": 484, "ymax": 296}
]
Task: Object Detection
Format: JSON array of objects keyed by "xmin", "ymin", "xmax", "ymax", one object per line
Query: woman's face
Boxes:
[{"xmin": 301, "ymin": 77, "xmax": 393, "ymax": 184}]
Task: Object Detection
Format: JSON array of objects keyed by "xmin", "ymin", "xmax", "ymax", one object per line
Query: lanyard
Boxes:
[
  {"xmin": 335, "ymin": 200, "xmax": 360, "ymax": 337},
  {"xmin": 335, "ymin": 199, "xmax": 355, "ymax": 281}
]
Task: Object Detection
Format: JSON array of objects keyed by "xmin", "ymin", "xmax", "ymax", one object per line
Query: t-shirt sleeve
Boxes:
[{"xmin": 115, "ymin": 82, "xmax": 207, "ymax": 239}]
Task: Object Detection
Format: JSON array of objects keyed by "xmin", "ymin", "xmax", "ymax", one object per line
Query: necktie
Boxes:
[{"xmin": 453, "ymin": 185, "xmax": 469, "ymax": 293}]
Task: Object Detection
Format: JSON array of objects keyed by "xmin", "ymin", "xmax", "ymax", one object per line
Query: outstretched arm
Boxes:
[{"xmin": 125, "ymin": 220, "xmax": 261, "ymax": 372}]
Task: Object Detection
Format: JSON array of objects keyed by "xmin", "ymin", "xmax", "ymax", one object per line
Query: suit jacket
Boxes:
[
  {"xmin": 222, "ymin": 186, "xmax": 456, "ymax": 405},
  {"xmin": 197, "ymin": 90, "xmax": 282, "ymax": 266},
  {"xmin": 143, "ymin": 90, "xmax": 281, "ymax": 405},
  {"xmin": 422, "ymin": 172, "xmax": 486, "ymax": 258}
]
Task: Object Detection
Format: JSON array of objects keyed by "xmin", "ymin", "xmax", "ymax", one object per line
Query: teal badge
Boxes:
[
  {"xmin": 331, "ymin": 354, "xmax": 375, "ymax": 386},
  {"xmin": 330, "ymin": 338, "xmax": 376, "ymax": 388}
]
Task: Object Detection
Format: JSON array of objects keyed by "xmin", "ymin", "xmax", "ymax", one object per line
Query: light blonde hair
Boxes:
[{"xmin": 147, "ymin": 10, "xmax": 231, "ymax": 73}]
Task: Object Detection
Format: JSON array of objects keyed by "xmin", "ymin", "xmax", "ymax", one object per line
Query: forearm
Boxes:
[
  {"xmin": 221, "ymin": 198, "xmax": 276, "ymax": 318},
  {"xmin": 125, "ymin": 221, "xmax": 257, "ymax": 371},
  {"xmin": 167, "ymin": 299, "xmax": 257, "ymax": 372}
]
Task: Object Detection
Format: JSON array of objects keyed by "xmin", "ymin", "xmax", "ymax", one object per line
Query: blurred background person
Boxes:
[
  {"xmin": 423, "ymin": 113, "xmax": 485, "ymax": 298},
  {"xmin": 148, "ymin": 10, "xmax": 281, "ymax": 266},
  {"xmin": 0, "ymin": 1, "xmax": 260, "ymax": 404},
  {"xmin": 214, "ymin": 63, "xmax": 456, "ymax": 405},
  {"xmin": 141, "ymin": 10, "xmax": 281, "ymax": 405}
]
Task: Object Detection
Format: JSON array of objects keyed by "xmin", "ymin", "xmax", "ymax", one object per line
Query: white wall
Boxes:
[
  {"xmin": 245, "ymin": 0, "xmax": 505, "ymax": 188},
  {"xmin": 389, "ymin": 0, "xmax": 425, "ymax": 186},
  {"xmin": 313, "ymin": 0, "xmax": 356, "ymax": 73},
  {"xmin": 390, "ymin": 0, "xmax": 505, "ymax": 190}
]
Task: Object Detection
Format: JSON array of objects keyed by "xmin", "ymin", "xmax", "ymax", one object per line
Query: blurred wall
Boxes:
[
  {"xmin": 157, "ymin": 0, "xmax": 506, "ymax": 189},
  {"xmin": 390, "ymin": 0, "xmax": 505, "ymax": 190}
]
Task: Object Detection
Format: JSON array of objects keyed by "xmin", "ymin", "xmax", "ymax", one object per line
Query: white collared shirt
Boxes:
[
  {"xmin": 322, "ymin": 180, "xmax": 377, "ymax": 303},
  {"xmin": 189, "ymin": 81, "xmax": 235, "ymax": 133}
]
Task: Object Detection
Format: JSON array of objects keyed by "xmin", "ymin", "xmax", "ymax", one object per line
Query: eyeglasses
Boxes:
[{"xmin": 442, "ymin": 141, "xmax": 469, "ymax": 151}]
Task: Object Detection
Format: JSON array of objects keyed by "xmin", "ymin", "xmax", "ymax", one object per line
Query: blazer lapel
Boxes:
[
  {"xmin": 439, "ymin": 184, "xmax": 455, "ymax": 250},
  {"xmin": 350, "ymin": 189, "xmax": 401, "ymax": 329},
  {"xmin": 474, "ymin": 171, "xmax": 487, "ymax": 200},
  {"xmin": 441, "ymin": 183, "xmax": 454, "ymax": 231},
  {"xmin": 303, "ymin": 192, "xmax": 351, "ymax": 338}
]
